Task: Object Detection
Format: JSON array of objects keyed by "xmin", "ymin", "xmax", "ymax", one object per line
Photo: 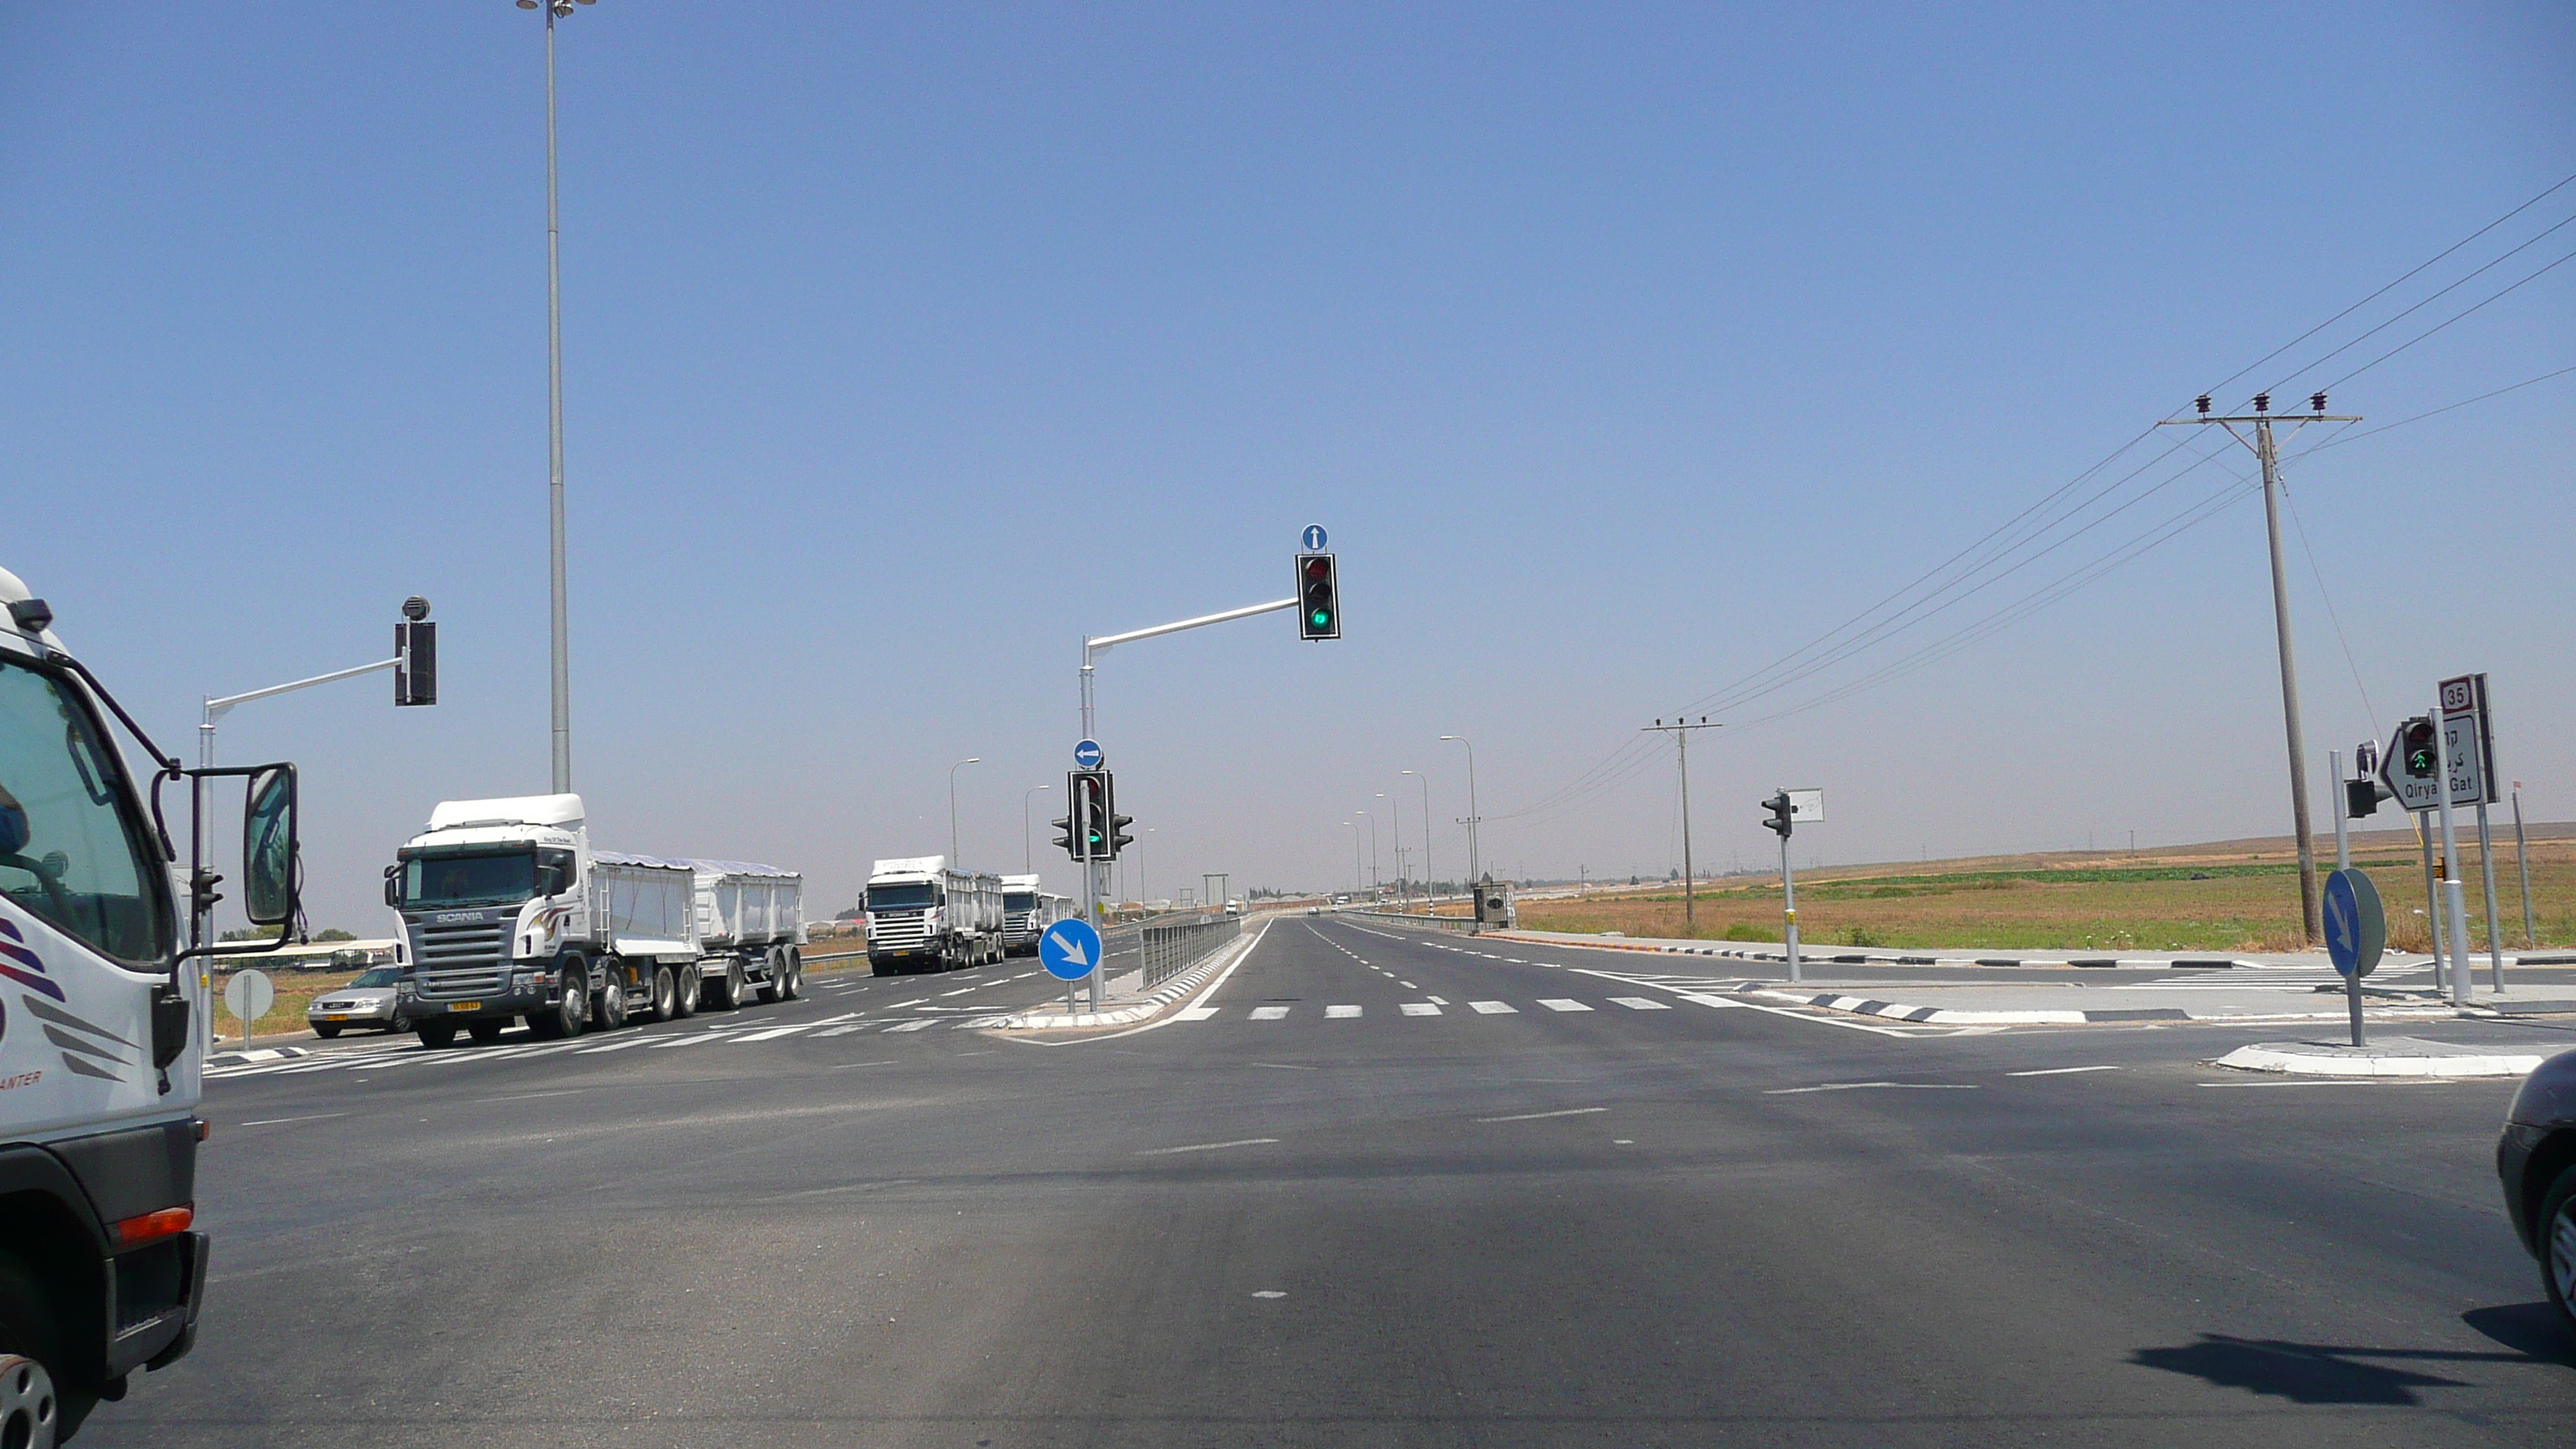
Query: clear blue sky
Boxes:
[{"xmin": 8, "ymin": 3, "xmax": 2571, "ymax": 929}]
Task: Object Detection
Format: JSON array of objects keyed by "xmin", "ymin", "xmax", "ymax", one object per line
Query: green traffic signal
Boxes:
[{"xmin": 1310, "ymin": 608, "xmax": 1331, "ymax": 629}]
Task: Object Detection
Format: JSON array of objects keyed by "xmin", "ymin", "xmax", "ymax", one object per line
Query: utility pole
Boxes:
[
  {"xmin": 1440, "ymin": 736, "xmax": 1482, "ymax": 886},
  {"xmin": 1642, "ymin": 717, "xmax": 1718, "ymax": 929},
  {"xmin": 2160, "ymin": 391, "xmax": 2358, "ymax": 943},
  {"xmin": 2512, "ymin": 780, "xmax": 2535, "ymax": 947}
]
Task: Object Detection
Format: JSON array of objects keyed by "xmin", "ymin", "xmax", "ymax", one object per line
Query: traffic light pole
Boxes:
[
  {"xmin": 1779, "ymin": 828, "xmax": 1802, "ymax": 985},
  {"xmin": 2430, "ymin": 685, "xmax": 2474, "ymax": 1007},
  {"xmin": 2161, "ymin": 397, "xmax": 2358, "ymax": 944},
  {"xmin": 1076, "ymin": 594, "xmax": 1298, "ymax": 1012}
]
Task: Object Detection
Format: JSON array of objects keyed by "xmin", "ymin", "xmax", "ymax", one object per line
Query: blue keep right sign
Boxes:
[
  {"xmin": 1039, "ymin": 918, "xmax": 1105, "ymax": 982},
  {"xmin": 2323, "ymin": 868, "xmax": 2385, "ymax": 978}
]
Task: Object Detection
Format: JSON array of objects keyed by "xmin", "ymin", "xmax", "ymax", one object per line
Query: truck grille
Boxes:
[
  {"xmin": 411, "ymin": 917, "xmax": 509, "ymax": 999},
  {"xmin": 871, "ymin": 911, "xmax": 930, "ymax": 951}
]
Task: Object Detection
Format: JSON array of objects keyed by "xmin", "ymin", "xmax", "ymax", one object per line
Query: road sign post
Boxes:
[
  {"xmin": 2430, "ymin": 684, "xmax": 2473, "ymax": 1006},
  {"xmin": 2443, "ymin": 673, "xmax": 2506, "ymax": 993},
  {"xmin": 221, "ymin": 967, "xmax": 274, "ymax": 1049},
  {"xmin": 2323, "ymin": 867, "xmax": 2385, "ymax": 1047}
]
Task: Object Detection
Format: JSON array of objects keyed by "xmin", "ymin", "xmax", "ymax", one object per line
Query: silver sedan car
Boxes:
[{"xmin": 306, "ymin": 965, "xmax": 409, "ymax": 1038}]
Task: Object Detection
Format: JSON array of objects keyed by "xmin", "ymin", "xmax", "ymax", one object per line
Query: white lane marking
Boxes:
[
  {"xmin": 1468, "ymin": 1001, "xmax": 1517, "ymax": 1014},
  {"xmin": 1252, "ymin": 1290, "xmax": 1286, "ymax": 1299},
  {"xmin": 1400, "ymin": 1003, "xmax": 1442, "ymax": 1016},
  {"xmin": 809, "ymin": 1012, "xmax": 862, "ymax": 1026},
  {"xmin": 1137, "ymin": 1137, "xmax": 1279, "ymax": 1156},
  {"xmin": 812, "ymin": 1024, "xmax": 870, "ymax": 1036},
  {"xmin": 1537, "ymin": 999, "xmax": 1592, "ymax": 1012},
  {"xmin": 2006, "ymin": 1065, "xmax": 2123, "ymax": 1077},
  {"xmin": 1399, "ymin": 980, "xmax": 1417, "ymax": 988},
  {"xmin": 1564, "ymin": 967, "xmax": 1921, "ymax": 1037},
  {"xmin": 1325, "ymin": 1005, "xmax": 1363, "ymax": 1019},
  {"xmin": 1249, "ymin": 1061, "xmax": 1314, "ymax": 1070},
  {"xmin": 1427, "ymin": 995, "xmax": 1449, "ymax": 1005},
  {"xmin": 1763, "ymin": 1081, "xmax": 1980, "ymax": 1094},
  {"xmin": 1476, "ymin": 1106, "xmax": 1608, "ymax": 1123},
  {"xmin": 1677, "ymin": 992, "xmax": 1745, "ymax": 1009},
  {"xmin": 237, "ymin": 1112, "xmax": 348, "ymax": 1128},
  {"xmin": 2194, "ymin": 1080, "xmax": 2460, "ymax": 1089},
  {"xmin": 574, "ymin": 1037, "xmax": 650, "ymax": 1053},
  {"xmin": 731, "ymin": 1026, "xmax": 811, "ymax": 1043},
  {"xmin": 1249, "ymin": 1006, "xmax": 1291, "ymax": 1020},
  {"xmin": 940, "ymin": 987, "xmax": 977, "ymax": 997},
  {"xmin": 882, "ymin": 1020, "xmax": 935, "ymax": 1033},
  {"xmin": 647, "ymin": 1033, "xmax": 723, "ymax": 1049},
  {"xmin": 1175, "ymin": 1006, "xmax": 1220, "ymax": 1022},
  {"xmin": 1608, "ymin": 997, "xmax": 1671, "ymax": 1011}
]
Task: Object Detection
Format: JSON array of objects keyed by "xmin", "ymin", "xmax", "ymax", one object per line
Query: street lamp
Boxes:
[
  {"xmin": 1440, "ymin": 736, "xmax": 1480, "ymax": 885},
  {"xmin": 1402, "ymin": 769, "xmax": 1432, "ymax": 910},
  {"xmin": 1341, "ymin": 820, "xmax": 1362, "ymax": 896},
  {"xmin": 1022, "ymin": 783, "xmax": 1050, "ymax": 873},
  {"xmin": 1357, "ymin": 808, "xmax": 1378, "ymax": 895},
  {"xmin": 513, "ymin": 0, "xmax": 601, "ymax": 791},
  {"xmin": 1377, "ymin": 791, "xmax": 1400, "ymax": 903},
  {"xmin": 948, "ymin": 757, "xmax": 981, "ymax": 865}
]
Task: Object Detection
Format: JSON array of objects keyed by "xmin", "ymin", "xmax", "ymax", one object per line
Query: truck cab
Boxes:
[
  {"xmin": 1, "ymin": 567, "xmax": 281, "ymax": 1441},
  {"xmin": 385, "ymin": 795, "xmax": 602, "ymax": 1046}
]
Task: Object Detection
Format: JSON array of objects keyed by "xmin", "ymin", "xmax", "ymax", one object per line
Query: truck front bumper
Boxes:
[{"xmin": 405, "ymin": 987, "xmax": 552, "ymax": 1023}]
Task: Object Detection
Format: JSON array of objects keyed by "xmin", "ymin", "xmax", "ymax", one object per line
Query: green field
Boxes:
[{"xmin": 1515, "ymin": 831, "xmax": 2574, "ymax": 954}]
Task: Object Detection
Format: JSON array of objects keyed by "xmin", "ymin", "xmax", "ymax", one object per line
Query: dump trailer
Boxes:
[
  {"xmin": 0, "ymin": 567, "xmax": 298, "ymax": 1440},
  {"xmin": 385, "ymin": 796, "xmax": 806, "ymax": 1046},
  {"xmin": 683, "ymin": 859, "xmax": 806, "ymax": 1008},
  {"xmin": 1000, "ymin": 874, "xmax": 1071, "ymax": 955},
  {"xmin": 865, "ymin": 857, "xmax": 1003, "ymax": 973}
]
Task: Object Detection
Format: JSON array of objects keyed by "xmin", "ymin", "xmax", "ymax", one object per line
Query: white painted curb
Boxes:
[
  {"xmin": 2211, "ymin": 1043, "xmax": 2548, "ymax": 1077},
  {"xmin": 995, "ymin": 929, "xmax": 1259, "ymax": 1031}
]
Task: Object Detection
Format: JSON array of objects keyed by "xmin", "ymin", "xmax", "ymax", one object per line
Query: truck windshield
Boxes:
[
  {"xmin": 401, "ymin": 851, "xmax": 536, "ymax": 909},
  {"xmin": 1004, "ymin": 892, "xmax": 1037, "ymax": 912},
  {"xmin": 867, "ymin": 882, "xmax": 937, "ymax": 910},
  {"xmin": 0, "ymin": 655, "xmax": 173, "ymax": 968}
]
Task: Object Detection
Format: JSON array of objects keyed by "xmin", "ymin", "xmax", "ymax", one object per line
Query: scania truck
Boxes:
[
  {"xmin": 2, "ymin": 567, "xmax": 303, "ymax": 1444},
  {"xmin": 999, "ymin": 874, "xmax": 1070, "ymax": 956},
  {"xmin": 865, "ymin": 857, "xmax": 1002, "ymax": 973},
  {"xmin": 385, "ymin": 796, "xmax": 805, "ymax": 1046}
]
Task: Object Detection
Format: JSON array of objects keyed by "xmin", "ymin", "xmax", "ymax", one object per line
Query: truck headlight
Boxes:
[
  {"xmin": 512, "ymin": 972, "xmax": 541, "ymax": 994},
  {"xmin": 396, "ymin": 980, "xmax": 416, "ymax": 999}
]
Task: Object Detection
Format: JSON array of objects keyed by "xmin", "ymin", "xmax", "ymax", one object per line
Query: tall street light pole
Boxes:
[
  {"xmin": 1341, "ymin": 821, "xmax": 1361, "ymax": 896},
  {"xmin": 1022, "ymin": 783, "xmax": 1050, "ymax": 874},
  {"xmin": 1402, "ymin": 769, "xmax": 1432, "ymax": 910},
  {"xmin": 1358, "ymin": 809, "xmax": 1378, "ymax": 894},
  {"xmin": 1440, "ymin": 736, "xmax": 1480, "ymax": 885},
  {"xmin": 948, "ymin": 757, "xmax": 981, "ymax": 866},
  {"xmin": 517, "ymin": 0, "xmax": 598, "ymax": 792},
  {"xmin": 1379, "ymin": 791, "xmax": 1401, "ymax": 904}
]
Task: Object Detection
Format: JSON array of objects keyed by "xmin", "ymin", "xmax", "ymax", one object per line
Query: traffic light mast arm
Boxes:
[{"xmin": 1084, "ymin": 597, "xmax": 1299, "ymax": 658}]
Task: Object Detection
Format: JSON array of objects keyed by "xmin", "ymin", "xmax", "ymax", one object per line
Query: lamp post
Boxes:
[
  {"xmin": 514, "ymin": 0, "xmax": 601, "ymax": 791},
  {"xmin": 1440, "ymin": 736, "xmax": 1480, "ymax": 885},
  {"xmin": 1402, "ymin": 769, "xmax": 1432, "ymax": 911},
  {"xmin": 1358, "ymin": 809, "xmax": 1378, "ymax": 896},
  {"xmin": 948, "ymin": 757, "xmax": 981, "ymax": 866},
  {"xmin": 1379, "ymin": 791, "xmax": 1401, "ymax": 904},
  {"xmin": 1022, "ymin": 783, "xmax": 1050, "ymax": 873},
  {"xmin": 1341, "ymin": 821, "xmax": 1361, "ymax": 896}
]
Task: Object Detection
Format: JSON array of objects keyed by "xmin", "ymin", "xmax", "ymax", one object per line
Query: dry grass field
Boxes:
[{"xmin": 1513, "ymin": 824, "xmax": 2575, "ymax": 954}]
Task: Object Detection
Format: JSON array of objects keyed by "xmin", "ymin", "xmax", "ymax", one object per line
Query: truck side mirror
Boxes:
[
  {"xmin": 242, "ymin": 765, "xmax": 299, "ymax": 927},
  {"xmin": 384, "ymin": 863, "xmax": 402, "ymax": 909}
]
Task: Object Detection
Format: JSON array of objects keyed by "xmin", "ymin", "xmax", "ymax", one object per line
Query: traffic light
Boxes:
[
  {"xmin": 1050, "ymin": 811, "xmax": 1077, "ymax": 857},
  {"xmin": 1067, "ymin": 770, "xmax": 1108, "ymax": 860},
  {"xmin": 1103, "ymin": 771, "xmax": 1135, "ymax": 858},
  {"xmin": 1297, "ymin": 552, "xmax": 1340, "ymax": 640},
  {"xmin": 2399, "ymin": 718, "xmax": 2438, "ymax": 780},
  {"xmin": 394, "ymin": 598, "xmax": 437, "ymax": 707},
  {"xmin": 1762, "ymin": 791, "xmax": 1793, "ymax": 838}
]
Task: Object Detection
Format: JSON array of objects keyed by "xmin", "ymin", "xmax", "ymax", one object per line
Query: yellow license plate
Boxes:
[
  {"xmin": 323, "ymin": 1014, "xmax": 351, "ymax": 1022},
  {"xmin": 447, "ymin": 1002, "xmax": 481, "ymax": 1012}
]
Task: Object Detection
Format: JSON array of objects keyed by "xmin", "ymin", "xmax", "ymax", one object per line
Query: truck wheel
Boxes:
[
  {"xmin": 313, "ymin": 1024, "xmax": 341, "ymax": 1040},
  {"xmin": 756, "ymin": 949, "xmax": 784, "ymax": 1005},
  {"xmin": 594, "ymin": 974, "xmax": 629, "ymax": 1031},
  {"xmin": 708, "ymin": 960, "xmax": 745, "ymax": 1010},
  {"xmin": 0, "ymin": 1252, "xmax": 74, "ymax": 1449},
  {"xmin": 527, "ymin": 959, "xmax": 589, "ymax": 1040},
  {"xmin": 465, "ymin": 1019, "xmax": 505, "ymax": 1045},
  {"xmin": 648, "ymin": 965, "xmax": 677, "ymax": 1023},
  {"xmin": 780, "ymin": 950, "xmax": 803, "ymax": 1001},
  {"xmin": 416, "ymin": 1023, "xmax": 457, "ymax": 1050},
  {"xmin": 673, "ymin": 964, "xmax": 701, "ymax": 1019}
]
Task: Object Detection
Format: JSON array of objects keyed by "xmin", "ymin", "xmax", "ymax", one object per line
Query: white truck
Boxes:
[
  {"xmin": 2, "ymin": 568, "xmax": 289, "ymax": 1440},
  {"xmin": 1000, "ymin": 874, "xmax": 1071, "ymax": 955},
  {"xmin": 383, "ymin": 796, "xmax": 805, "ymax": 1046},
  {"xmin": 865, "ymin": 856, "xmax": 1002, "ymax": 974}
]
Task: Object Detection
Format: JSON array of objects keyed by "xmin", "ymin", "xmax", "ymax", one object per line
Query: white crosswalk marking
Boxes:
[
  {"xmin": 1399, "ymin": 1003, "xmax": 1441, "ymax": 1016},
  {"xmin": 811, "ymin": 1024, "xmax": 869, "ymax": 1036},
  {"xmin": 1468, "ymin": 1001, "xmax": 1516, "ymax": 1014},
  {"xmin": 648, "ymin": 1033, "xmax": 724, "ymax": 1048},
  {"xmin": 1249, "ymin": 1006, "xmax": 1290, "ymax": 1020},
  {"xmin": 574, "ymin": 1037, "xmax": 649, "ymax": 1053},
  {"xmin": 731, "ymin": 1025, "xmax": 811, "ymax": 1043},
  {"xmin": 1175, "ymin": 1006, "xmax": 1220, "ymax": 1021},
  {"xmin": 882, "ymin": 1020, "xmax": 934, "ymax": 1033},
  {"xmin": 1537, "ymin": 999, "xmax": 1591, "ymax": 1012},
  {"xmin": 1325, "ymin": 1005, "xmax": 1362, "ymax": 1019},
  {"xmin": 1608, "ymin": 997, "xmax": 1670, "ymax": 1011}
]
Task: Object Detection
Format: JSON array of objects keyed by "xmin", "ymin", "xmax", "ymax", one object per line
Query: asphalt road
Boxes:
[{"xmin": 84, "ymin": 916, "xmax": 2576, "ymax": 1447}]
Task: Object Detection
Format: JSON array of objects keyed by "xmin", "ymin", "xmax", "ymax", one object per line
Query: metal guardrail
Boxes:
[
  {"xmin": 1346, "ymin": 909, "xmax": 1480, "ymax": 934},
  {"xmin": 1140, "ymin": 913, "xmax": 1244, "ymax": 987}
]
